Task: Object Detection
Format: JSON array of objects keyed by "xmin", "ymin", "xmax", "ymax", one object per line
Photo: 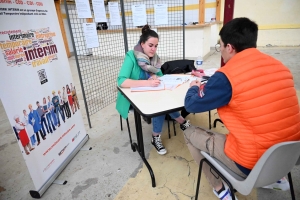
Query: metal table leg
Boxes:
[{"xmin": 132, "ymin": 109, "xmax": 156, "ymax": 187}]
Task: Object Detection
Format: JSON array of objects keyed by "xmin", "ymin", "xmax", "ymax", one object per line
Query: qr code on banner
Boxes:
[{"xmin": 37, "ymin": 69, "xmax": 48, "ymax": 85}]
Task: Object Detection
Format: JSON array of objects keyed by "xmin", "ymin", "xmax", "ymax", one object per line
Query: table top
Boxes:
[{"xmin": 118, "ymin": 81, "xmax": 191, "ymax": 117}]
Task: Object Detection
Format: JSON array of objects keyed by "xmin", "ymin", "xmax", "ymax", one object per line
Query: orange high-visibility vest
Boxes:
[{"xmin": 218, "ymin": 48, "xmax": 300, "ymax": 169}]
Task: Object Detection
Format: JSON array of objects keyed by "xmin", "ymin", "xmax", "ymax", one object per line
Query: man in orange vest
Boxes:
[{"xmin": 184, "ymin": 17, "xmax": 300, "ymax": 200}]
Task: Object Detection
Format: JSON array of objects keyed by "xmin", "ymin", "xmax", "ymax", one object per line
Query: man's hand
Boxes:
[{"xmin": 190, "ymin": 80, "xmax": 201, "ymax": 88}]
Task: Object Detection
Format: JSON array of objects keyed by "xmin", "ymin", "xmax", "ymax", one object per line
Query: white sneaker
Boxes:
[
  {"xmin": 262, "ymin": 177, "xmax": 290, "ymax": 191},
  {"xmin": 180, "ymin": 120, "xmax": 191, "ymax": 131},
  {"xmin": 151, "ymin": 135, "xmax": 167, "ymax": 155},
  {"xmin": 213, "ymin": 182, "xmax": 238, "ymax": 200}
]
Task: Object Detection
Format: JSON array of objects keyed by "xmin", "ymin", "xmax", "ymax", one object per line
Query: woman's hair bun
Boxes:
[
  {"xmin": 141, "ymin": 24, "xmax": 151, "ymax": 34},
  {"xmin": 139, "ymin": 24, "xmax": 158, "ymax": 44}
]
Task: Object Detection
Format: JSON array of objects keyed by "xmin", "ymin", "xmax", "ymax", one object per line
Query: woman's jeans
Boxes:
[{"xmin": 152, "ymin": 111, "xmax": 180, "ymax": 133}]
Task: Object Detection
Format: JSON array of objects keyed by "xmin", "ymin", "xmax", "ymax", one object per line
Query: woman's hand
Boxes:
[
  {"xmin": 121, "ymin": 78, "xmax": 160, "ymax": 88},
  {"xmin": 148, "ymin": 74, "xmax": 159, "ymax": 80},
  {"xmin": 149, "ymin": 79, "xmax": 161, "ymax": 87}
]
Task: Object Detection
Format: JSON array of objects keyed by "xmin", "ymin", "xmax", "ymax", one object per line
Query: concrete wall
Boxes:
[
  {"xmin": 92, "ymin": 24, "xmax": 219, "ymax": 59},
  {"xmin": 185, "ymin": 25, "xmax": 214, "ymax": 59},
  {"xmin": 232, "ymin": 0, "xmax": 300, "ymax": 46},
  {"xmin": 62, "ymin": 0, "xmax": 300, "ymax": 58}
]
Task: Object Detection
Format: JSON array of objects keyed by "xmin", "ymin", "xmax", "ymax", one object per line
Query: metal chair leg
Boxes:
[
  {"xmin": 173, "ymin": 120, "xmax": 176, "ymax": 136},
  {"xmin": 209, "ymin": 111, "xmax": 212, "ymax": 129},
  {"xmin": 213, "ymin": 119, "xmax": 223, "ymax": 128},
  {"xmin": 288, "ymin": 172, "xmax": 296, "ymax": 200},
  {"xmin": 167, "ymin": 115, "xmax": 171, "ymax": 139},
  {"xmin": 195, "ymin": 158, "xmax": 205, "ymax": 200},
  {"xmin": 202, "ymin": 159, "xmax": 235, "ymax": 200},
  {"xmin": 126, "ymin": 118, "xmax": 136, "ymax": 152},
  {"xmin": 196, "ymin": 158, "xmax": 236, "ymax": 200},
  {"xmin": 126, "ymin": 118, "xmax": 132, "ymax": 144},
  {"xmin": 120, "ymin": 115, "xmax": 123, "ymax": 131}
]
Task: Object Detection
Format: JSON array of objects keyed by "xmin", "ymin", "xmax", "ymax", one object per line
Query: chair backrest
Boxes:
[{"xmin": 245, "ymin": 141, "xmax": 300, "ymax": 188}]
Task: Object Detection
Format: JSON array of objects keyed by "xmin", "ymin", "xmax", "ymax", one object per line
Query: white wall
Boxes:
[
  {"xmin": 92, "ymin": 24, "xmax": 217, "ymax": 59},
  {"xmin": 210, "ymin": 24, "xmax": 219, "ymax": 48},
  {"xmin": 233, "ymin": 0, "xmax": 300, "ymax": 46},
  {"xmin": 257, "ymin": 29, "xmax": 300, "ymax": 46}
]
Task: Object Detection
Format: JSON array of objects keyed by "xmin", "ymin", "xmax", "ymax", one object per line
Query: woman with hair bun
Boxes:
[{"xmin": 116, "ymin": 24, "xmax": 190, "ymax": 155}]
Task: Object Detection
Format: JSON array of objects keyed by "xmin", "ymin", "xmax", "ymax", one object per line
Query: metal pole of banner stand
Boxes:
[
  {"xmin": 63, "ymin": 0, "xmax": 92, "ymax": 128},
  {"xmin": 183, "ymin": 0, "xmax": 185, "ymax": 60}
]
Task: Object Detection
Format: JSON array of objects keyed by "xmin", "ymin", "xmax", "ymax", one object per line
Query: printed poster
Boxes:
[
  {"xmin": 108, "ymin": 2, "xmax": 122, "ymax": 26},
  {"xmin": 154, "ymin": 4, "xmax": 168, "ymax": 25},
  {"xmin": 131, "ymin": 4, "xmax": 147, "ymax": 27},
  {"xmin": 0, "ymin": 0, "xmax": 87, "ymax": 191},
  {"xmin": 83, "ymin": 23, "xmax": 99, "ymax": 48},
  {"xmin": 75, "ymin": 0, "xmax": 92, "ymax": 18},
  {"xmin": 92, "ymin": 0, "xmax": 107, "ymax": 22}
]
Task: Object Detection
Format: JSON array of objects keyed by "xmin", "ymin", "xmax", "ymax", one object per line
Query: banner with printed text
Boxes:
[{"xmin": 0, "ymin": 0, "xmax": 87, "ymax": 190}]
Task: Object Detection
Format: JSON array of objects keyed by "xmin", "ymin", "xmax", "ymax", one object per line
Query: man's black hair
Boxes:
[{"xmin": 219, "ymin": 17, "xmax": 258, "ymax": 53}]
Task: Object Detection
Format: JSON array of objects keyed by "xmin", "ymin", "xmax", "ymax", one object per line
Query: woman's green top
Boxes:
[{"xmin": 116, "ymin": 50, "xmax": 163, "ymax": 119}]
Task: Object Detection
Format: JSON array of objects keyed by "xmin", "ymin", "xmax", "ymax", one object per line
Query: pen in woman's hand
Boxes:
[{"xmin": 148, "ymin": 74, "xmax": 159, "ymax": 80}]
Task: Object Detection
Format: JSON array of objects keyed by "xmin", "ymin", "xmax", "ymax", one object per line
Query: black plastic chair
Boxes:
[
  {"xmin": 119, "ymin": 114, "xmax": 133, "ymax": 148},
  {"xmin": 166, "ymin": 115, "xmax": 176, "ymax": 138},
  {"xmin": 120, "ymin": 113, "xmax": 176, "ymax": 141}
]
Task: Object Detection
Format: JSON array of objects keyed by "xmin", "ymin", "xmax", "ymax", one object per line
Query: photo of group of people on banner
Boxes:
[{"xmin": 13, "ymin": 83, "xmax": 80, "ymax": 155}]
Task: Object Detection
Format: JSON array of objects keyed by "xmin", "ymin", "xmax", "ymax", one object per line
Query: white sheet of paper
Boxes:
[
  {"xmin": 204, "ymin": 68, "xmax": 218, "ymax": 76},
  {"xmin": 159, "ymin": 75, "xmax": 190, "ymax": 84},
  {"xmin": 75, "ymin": 0, "xmax": 92, "ymax": 18},
  {"xmin": 83, "ymin": 23, "xmax": 99, "ymax": 48},
  {"xmin": 131, "ymin": 4, "xmax": 147, "ymax": 27},
  {"xmin": 108, "ymin": 2, "xmax": 122, "ymax": 25},
  {"xmin": 189, "ymin": 76, "xmax": 200, "ymax": 83},
  {"xmin": 154, "ymin": 4, "xmax": 168, "ymax": 25},
  {"xmin": 164, "ymin": 84, "xmax": 178, "ymax": 90},
  {"xmin": 92, "ymin": 0, "xmax": 107, "ymax": 22},
  {"xmin": 131, "ymin": 82, "xmax": 165, "ymax": 92}
]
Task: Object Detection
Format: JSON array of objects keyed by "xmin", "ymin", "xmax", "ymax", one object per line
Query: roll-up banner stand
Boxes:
[{"xmin": 0, "ymin": 1, "xmax": 88, "ymax": 198}]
